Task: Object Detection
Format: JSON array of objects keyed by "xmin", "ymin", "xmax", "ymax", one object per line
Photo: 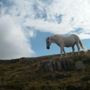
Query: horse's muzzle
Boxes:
[{"xmin": 47, "ymin": 46, "xmax": 50, "ymax": 49}]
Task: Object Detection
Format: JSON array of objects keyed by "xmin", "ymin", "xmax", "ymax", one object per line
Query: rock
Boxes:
[
  {"xmin": 38, "ymin": 59, "xmax": 76, "ymax": 72},
  {"xmin": 56, "ymin": 61, "xmax": 62, "ymax": 71},
  {"xmin": 60, "ymin": 59, "xmax": 74, "ymax": 71}
]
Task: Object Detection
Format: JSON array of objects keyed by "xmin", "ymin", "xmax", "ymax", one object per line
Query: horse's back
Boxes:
[
  {"xmin": 53, "ymin": 34, "xmax": 80, "ymax": 41},
  {"xmin": 53, "ymin": 34, "xmax": 77, "ymax": 47},
  {"xmin": 70, "ymin": 34, "xmax": 80, "ymax": 42},
  {"xmin": 54, "ymin": 34, "xmax": 79, "ymax": 40}
]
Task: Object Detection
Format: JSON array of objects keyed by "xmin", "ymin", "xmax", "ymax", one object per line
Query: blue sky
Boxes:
[{"xmin": 0, "ymin": 0, "xmax": 90, "ymax": 59}]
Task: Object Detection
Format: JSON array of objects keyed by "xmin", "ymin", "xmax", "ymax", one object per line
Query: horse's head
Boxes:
[{"xmin": 46, "ymin": 37, "xmax": 52, "ymax": 49}]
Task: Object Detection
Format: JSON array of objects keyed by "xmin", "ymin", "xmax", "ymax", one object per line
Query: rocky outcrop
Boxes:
[{"xmin": 38, "ymin": 57, "xmax": 86, "ymax": 72}]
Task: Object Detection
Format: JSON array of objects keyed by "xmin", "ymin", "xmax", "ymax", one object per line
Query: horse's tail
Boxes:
[
  {"xmin": 79, "ymin": 40, "xmax": 84, "ymax": 49},
  {"xmin": 79, "ymin": 39, "xmax": 88, "ymax": 53}
]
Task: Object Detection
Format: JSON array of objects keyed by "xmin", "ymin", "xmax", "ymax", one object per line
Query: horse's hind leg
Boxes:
[
  {"xmin": 72, "ymin": 45, "xmax": 75, "ymax": 55},
  {"xmin": 76, "ymin": 44, "xmax": 80, "ymax": 55}
]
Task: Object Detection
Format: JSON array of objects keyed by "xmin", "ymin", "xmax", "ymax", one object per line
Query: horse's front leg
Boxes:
[
  {"xmin": 60, "ymin": 46, "xmax": 66, "ymax": 56},
  {"xmin": 60, "ymin": 47, "xmax": 63, "ymax": 56},
  {"xmin": 71, "ymin": 45, "xmax": 75, "ymax": 55},
  {"xmin": 76, "ymin": 44, "xmax": 80, "ymax": 55}
]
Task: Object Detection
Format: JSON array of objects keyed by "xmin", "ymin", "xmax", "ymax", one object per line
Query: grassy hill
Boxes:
[{"xmin": 0, "ymin": 51, "xmax": 90, "ymax": 90}]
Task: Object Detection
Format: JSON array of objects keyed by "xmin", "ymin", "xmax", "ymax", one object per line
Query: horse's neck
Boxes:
[{"xmin": 51, "ymin": 36, "xmax": 61, "ymax": 45}]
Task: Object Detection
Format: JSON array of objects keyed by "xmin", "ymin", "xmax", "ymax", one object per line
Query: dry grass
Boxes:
[{"xmin": 0, "ymin": 51, "xmax": 90, "ymax": 90}]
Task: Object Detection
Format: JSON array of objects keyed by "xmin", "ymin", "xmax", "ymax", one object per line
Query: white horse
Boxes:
[{"xmin": 46, "ymin": 34, "xmax": 87, "ymax": 55}]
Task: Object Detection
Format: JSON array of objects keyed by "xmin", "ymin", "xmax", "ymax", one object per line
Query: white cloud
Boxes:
[
  {"xmin": 24, "ymin": 0, "xmax": 90, "ymax": 39},
  {"xmin": 25, "ymin": 19, "xmax": 73, "ymax": 34},
  {"xmin": 0, "ymin": 15, "xmax": 34, "ymax": 59},
  {"xmin": 77, "ymin": 33, "xmax": 90, "ymax": 39}
]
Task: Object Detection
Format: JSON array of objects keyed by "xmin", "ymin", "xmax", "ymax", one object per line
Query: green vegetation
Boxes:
[{"xmin": 0, "ymin": 51, "xmax": 90, "ymax": 90}]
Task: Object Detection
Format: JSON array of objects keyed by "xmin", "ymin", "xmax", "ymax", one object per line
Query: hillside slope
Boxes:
[{"xmin": 0, "ymin": 51, "xmax": 90, "ymax": 90}]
